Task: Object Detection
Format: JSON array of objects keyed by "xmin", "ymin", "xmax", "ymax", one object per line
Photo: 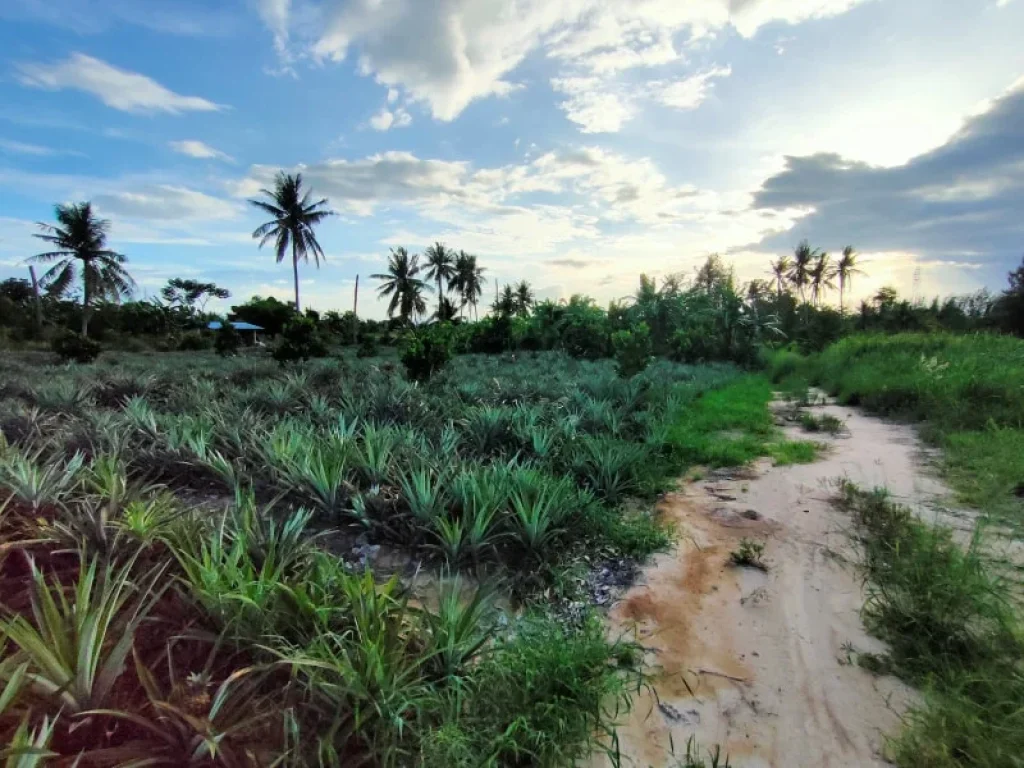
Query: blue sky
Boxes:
[{"xmin": 1, "ymin": 0, "xmax": 1022, "ymax": 318}]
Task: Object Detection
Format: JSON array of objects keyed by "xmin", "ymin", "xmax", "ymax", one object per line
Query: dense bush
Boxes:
[
  {"xmin": 51, "ymin": 330, "xmax": 101, "ymax": 363},
  {"xmin": 357, "ymin": 333, "xmax": 380, "ymax": 358},
  {"xmin": 176, "ymin": 330, "xmax": 211, "ymax": 351},
  {"xmin": 214, "ymin": 321, "xmax": 242, "ymax": 357},
  {"xmin": 231, "ymin": 295, "xmax": 295, "ymax": 336},
  {"xmin": 612, "ymin": 321, "xmax": 652, "ymax": 377},
  {"xmin": 273, "ymin": 316, "xmax": 328, "ymax": 363},
  {"xmin": 401, "ymin": 323, "xmax": 455, "ymax": 381}
]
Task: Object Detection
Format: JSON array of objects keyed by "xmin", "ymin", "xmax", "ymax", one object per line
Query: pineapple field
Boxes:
[{"xmin": 0, "ymin": 348, "xmax": 810, "ymax": 766}]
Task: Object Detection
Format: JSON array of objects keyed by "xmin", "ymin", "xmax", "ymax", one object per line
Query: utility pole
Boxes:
[
  {"xmin": 352, "ymin": 274, "xmax": 359, "ymax": 345},
  {"xmin": 28, "ymin": 266, "xmax": 43, "ymax": 336}
]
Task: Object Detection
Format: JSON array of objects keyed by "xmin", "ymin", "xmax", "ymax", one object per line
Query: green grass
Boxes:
[
  {"xmin": 836, "ymin": 483, "xmax": 1024, "ymax": 768},
  {"xmin": 942, "ymin": 427, "xmax": 1024, "ymax": 526},
  {"xmin": 768, "ymin": 439, "xmax": 820, "ymax": 465},
  {"xmin": 766, "ymin": 333, "xmax": 1024, "ymax": 531},
  {"xmin": 667, "ymin": 375, "xmax": 819, "ymax": 468}
]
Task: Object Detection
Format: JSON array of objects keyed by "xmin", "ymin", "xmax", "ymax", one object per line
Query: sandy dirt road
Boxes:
[{"xmin": 596, "ymin": 402, "xmax": 956, "ymax": 767}]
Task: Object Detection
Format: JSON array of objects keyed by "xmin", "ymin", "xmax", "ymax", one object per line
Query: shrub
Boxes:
[
  {"xmin": 176, "ymin": 331, "xmax": 210, "ymax": 351},
  {"xmin": 357, "ymin": 334, "xmax": 380, "ymax": 358},
  {"xmin": 214, "ymin": 322, "xmax": 241, "ymax": 357},
  {"xmin": 401, "ymin": 324, "xmax": 454, "ymax": 382},
  {"xmin": 612, "ymin": 322, "xmax": 653, "ymax": 377},
  {"xmin": 52, "ymin": 330, "xmax": 101, "ymax": 364},
  {"xmin": 467, "ymin": 315, "xmax": 515, "ymax": 354},
  {"xmin": 272, "ymin": 316, "xmax": 328, "ymax": 364}
]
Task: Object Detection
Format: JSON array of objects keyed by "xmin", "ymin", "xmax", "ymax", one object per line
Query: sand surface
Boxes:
[{"xmin": 596, "ymin": 402, "xmax": 957, "ymax": 767}]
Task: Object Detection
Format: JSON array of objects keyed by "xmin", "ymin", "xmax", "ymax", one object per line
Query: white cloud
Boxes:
[
  {"xmin": 650, "ymin": 65, "xmax": 732, "ymax": 110},
  {"xmin": 0, "ymin": 0, "xmax": 240, "ymax": 37},
  {"xmin": 551, "ymin": 77, "xmax": 634, "ymax": 133},
  {"xmin": 232, "ymin": 152, "xmax": 471, "ymax": 215},
  {"xmin": 0, "ymin": 138, "xmax": 56, "ymax": 156},
  {"xmin": 282, "ymin": 0, "xmax": 872, "ymax": 121},
  {"xmin": 256, "ymin": 0, "xmax": 292, "ymax": 55},
  {"xmin": 228, "ymin": 143, "xmax": 796, "ymax": 277},
  {"xmin": 368, "ymin": 106, "xmax": 413, "ymax": 131},
  {"xmin": 169, "ymin": 140, "xmax": 234, "ymax": 161},
  {"xmin": 16, "ymin": 53, "xmax": 225, "ymax": 114},
  {"xmin": 95, "ymin": 185, "xmax": 241, "ymax": 221}
]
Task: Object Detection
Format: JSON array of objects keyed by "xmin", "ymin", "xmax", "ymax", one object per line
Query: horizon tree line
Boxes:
[{"xmin": 16, "ymin": 173, "xmax": 1021, "ymax": 338}]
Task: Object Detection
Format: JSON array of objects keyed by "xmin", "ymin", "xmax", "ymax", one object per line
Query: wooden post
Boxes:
[
  {"xmin": 352, "ymin": 274, "xmax": 359, "ymax": 345},
  {"xmin": 28, "ymin": 266, "xmax": 43, "ymax": 335}
]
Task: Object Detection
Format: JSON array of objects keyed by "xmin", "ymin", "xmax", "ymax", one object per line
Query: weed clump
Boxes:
[
  {"xmin": 729, "ymin": 538, "xmax": 767, "ymax": 570},
  {"xmin": 836, "ymin": 481, "xmax": 1024, "ymax": 767},
  {"xmin": 799, "ymin": 412, "xmax": 845, "ymax": 435}
]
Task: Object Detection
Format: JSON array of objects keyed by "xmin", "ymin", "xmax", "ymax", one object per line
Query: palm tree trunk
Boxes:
[
  {"xmin": 28, "ymin": 266, "xmax": 43, "ymax": 336},
  {"xmin": 292, "ymin": 239, "xmax": 301, "ymax": 312},
  {"xmin": 81, "ymin": 263, "xmax": 91, "ymax": 337},
  {"xmin": 839, "ymin": 276, "xmax": 846, "ymax": 315}
]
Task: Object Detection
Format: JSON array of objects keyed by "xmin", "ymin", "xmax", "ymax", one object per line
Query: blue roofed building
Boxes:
[{"xmin": 207, "ymin": 321, "xmax": 265, "ymax": 345}]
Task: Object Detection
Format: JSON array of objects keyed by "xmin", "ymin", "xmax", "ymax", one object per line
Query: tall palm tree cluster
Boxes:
[
  {"xmin": 492, "ymin": 280, "xmax": 535, "ymax": 318},
  {"xmin": 372, "ymin": 242, "xmax": 488, "ymax": 324},
  {"xmin": 768, "ymin": 241, "xmax": 863, "ymax": 313}
]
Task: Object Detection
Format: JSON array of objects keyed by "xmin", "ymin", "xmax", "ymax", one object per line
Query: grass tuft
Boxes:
[
  {"xmin": 836, "ymin": 482, "xmax": 1024, "ymax": 767},
  {"xmin": 729, "ymin": 538, "xmax": 768, "ymax": 571}
]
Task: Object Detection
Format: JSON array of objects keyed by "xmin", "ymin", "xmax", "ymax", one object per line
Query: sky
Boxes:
[{"xmin": 0, "ymin": 0, "xmax": 1022, "ymax": 318}]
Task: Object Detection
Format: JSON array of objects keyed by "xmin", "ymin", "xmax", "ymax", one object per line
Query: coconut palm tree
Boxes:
[
  {"xmin": 434, "ymin": 296, "xmax": 459, "ymax": 322},
  {"xmin": 249, "ymin": 172, "xmax": 334, "ymax": 312},
  {"xmin": 768, "ymin": 255, "xmax": 792, "ymax": 299},
  {"xmin": 31, "ymin": 202, "xmax": 134, "ymax": 336},
  {"xmin": 372, "ymin": 247, "xmax": 431, "ymax": 323},
  {"xmin": 451, "ymin": 251, "xmax": 486, "ymax": 319},
  {"xmin": 788, "ymin": 240, "xmax": 818, "ymax": 304},
  {"xmin": 494, "ymin": 284, "xmax": 517, "ymax": 317},
  {"xmin": 424, "ymin": 242, "xmax": 456, "ymax": 316},
  {"xmin": 468, "ymin": 259, "xmax": 487, "ymax": 320},
  {"xmin": 809, "ymin": 252, "xmax": 836, "ymax": 306},
  {"xmin": 514, "ymin": 280, "xmax": 534, "ymax": 317},
  {"xmin": 836, "ymin": 245, "xmax": 864, "ymax": 314}
]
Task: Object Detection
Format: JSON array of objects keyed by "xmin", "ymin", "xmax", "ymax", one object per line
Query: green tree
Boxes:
[
  {"xmin": 160, "ymin": 278, "xmax": 230, "ymax": 315},
  {"xmin": 809, "ymin": 252, "xmax": 836, "ymax": 306},
  {"xmin": 230, "ymin": 295, "xmax": 295, "ymax": 335},
  {"xmin": 874, "ymin": 286, "xmax": 899, "ymax": 309},
  {"xmin": 372, "ymin": 247, "xmax": 431, "ymax": 324},
  {"xmin": 424, "ymin": 242, "xmax": 456, "ymax": 317},
  {"xmin": 494, "ymin": 284, "xmax": 517, "ymax": 317},
  {"xmin": 694, "ymin": 254, "xmax": 733, "ymax": 293},
  {"xmin": 249, "ymin": 172, "xmax": 334, "ymax": 313},
  {"xmin": 788, "ymin": 240, "xmax": 819, "ymax": 304},
  {"xmin": 434, "ymin": 296, "xmax": 459, "ymax": 322},
  {"xmin": 835, "ymin": 245, "xmax": 864, "ymax": 315},
  {"xmin": 452, "ymin": 251, "xmax": 486, "ymax": 319},
  {"xmin": 0, "ymin": 278, "xmax": 33, "ymax": 304},
  {"xmin": 513, "ymin": 280, "xmax": 534, "ymax": 317},
  {"xmin": 768, "ymin": 255, "xmax": 792, "ymax": 299},
  {"xmin": 31, "ymin": 202, "xmax": 134, "ymax": 337},
  {"xmin": 995, "ymin": 255, "xmax": 1024, "ymax": 336}
]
